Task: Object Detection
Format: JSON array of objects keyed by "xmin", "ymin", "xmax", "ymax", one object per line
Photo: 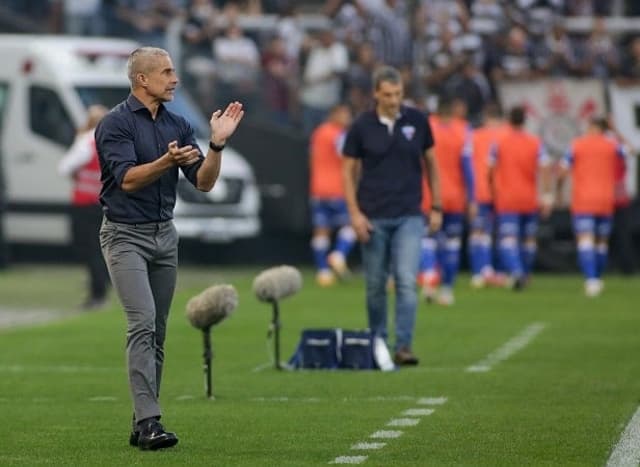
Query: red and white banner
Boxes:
[{"xmin": 498, "ymin": 79, "xmax": 606, "ymax": 160}]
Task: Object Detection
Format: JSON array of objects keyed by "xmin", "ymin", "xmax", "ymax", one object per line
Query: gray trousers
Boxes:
[{"xmin": 99, "ymin": 217, "xmax": 178, "ymax": 425}]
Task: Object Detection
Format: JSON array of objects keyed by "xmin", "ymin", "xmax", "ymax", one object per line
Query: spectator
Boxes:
[
  {"xmin": 471, "ymin": 0, "xmax": 506, "ymax": 36},
  {"xmin": 356, "ymin": 0, "xmax": 413, "ymax": 70},
  {"xmin": 63, "ymin": 0, "xmax": 104, "ymax": 36},
  {"xmin": 419, "ymin": 26, "xmax": 466, "ymax": 99},
  {"xmin": 580, "ymin": 16, "xmax": 619, "ymax": 79},
  {"xmin": 565, "ymin": 0, "xmax": 613, "ymax": 16},
  {"xmin": 180, "ymin": 0, "xmax": 219, "ymax": 111},
  {"xmin": 618, "ymin": 36, "xmax": 640, "ymax": 85},
  {"xmin": 275, "ymin": 3, "xmax": 308, "ymax": 62},
  {"xmin": 536, "ymin": 18, "xmax": 580, "ymax": 77},
  {"xmin": 299, "ymin": 28, "xmax": 349, "ymax": 135},
  {"xmin": 261, "ymin": 34, "xmax": 295, "ymax": 127},
  {"xmin": 345, "ymin": 42, "xmax": 377, "ymax": 116},
  {"xmin": 116, "ymin": 0, "xmax": 182, "ymax": 48},
  {"xmin": 213, "ymin": 22, "xmax": 261, "ymax": 110},
  {"xmin": 444, "ymin": 56, "xmax": 492, "ymax": 126},
  {"xmin": 416, "ymin": 0, "xmax": 470, "ymax": 39},
  {"xmin": 489, "ymin": 26, "xmax": 537, "ymax": 82},
  {"xmin": 181, "ymin": 0, "xmax": 218, "ymax": 59}
]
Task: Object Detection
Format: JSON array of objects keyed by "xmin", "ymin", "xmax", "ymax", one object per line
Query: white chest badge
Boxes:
[{"xmin": 401, "ymin": 125, "xmax": 415, "ymax": 141}]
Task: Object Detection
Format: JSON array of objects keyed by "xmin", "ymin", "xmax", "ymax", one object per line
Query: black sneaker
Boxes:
[{"xmin": 137, "ymin": 419, "xmax": 178, "ymax": 451}]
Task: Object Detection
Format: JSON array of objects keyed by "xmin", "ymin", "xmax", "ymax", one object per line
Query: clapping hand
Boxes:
[
  {"xmin": 167, "ymin": 141, "xmax": 201, "ymax": 166},
  {"xmin": 209, "ymin": 101, "xmax": 245, "ymax": 147}
]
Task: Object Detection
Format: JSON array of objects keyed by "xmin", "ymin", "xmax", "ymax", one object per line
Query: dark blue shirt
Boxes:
[
  {"xmin": 95, "ymin": 94, "xmax": 203, "ymax": 223},
  {"xmin": 342, "ymin": 106, "xmax": 434, "ymax": 219}
]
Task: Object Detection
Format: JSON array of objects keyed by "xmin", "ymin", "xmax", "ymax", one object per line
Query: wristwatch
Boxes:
[{"xmin": 209, "ymin": 140, "xmax": 226, "ymax": 152}]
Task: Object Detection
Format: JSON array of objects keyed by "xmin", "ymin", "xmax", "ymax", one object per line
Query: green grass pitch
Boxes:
[{"xmin": 0, "ymin": 265, "xmax": 639, "ymax": 466}]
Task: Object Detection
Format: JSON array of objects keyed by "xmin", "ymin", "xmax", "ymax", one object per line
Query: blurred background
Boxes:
[{"xmin": 0, "ymin": 0, "xmax": 639, "ymax": 272}]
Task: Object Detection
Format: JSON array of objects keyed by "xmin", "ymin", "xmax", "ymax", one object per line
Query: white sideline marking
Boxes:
[
  {"xmin": 176, "ymin": 395, "xmax": 195, "ymax": 401},
  {"xmin": 251, "ymin": 396, "xmax": 419, "ymax": 404},
  {"xmin": 370, "ymin": 430, "xmax": 403, "ymax": 439},
  {"xmin": 402, "ymin": 408, "xmax": 434, "ymax": 416},
  {"xmin": 466, "ymin": 322, "xmax": 546, "ymax": 373},
  {"xmin": 330, "ymin": 456, "xmax": 368, "ymax": 464},
  {"xmin": 0, "ymin": 309, "xmax": 65, "ymax": 330},
  {"xmin": 0, "ymin": 365, "xmax": 120, "ymax": 374},
  {"xmin": 351, "ymin": 442, "xmax": 386, "ymax": 450},
  {"xmin": 417, "ymin": 397, "xmax": 448, "ymax": 406},
  {"xmin": 330, "ymin": 396, "xmax": 446, "ymax": 464},
  {"xmin": 89, "ymin": 396, "xmax": 117, "ymax": 402},
  {"xmin": 251, "ymin": 361, "xmax": 273, "ymax": 373},
  {"xmin": 387, "ymin": 418, "xmax": 420, "ymax": 427},
  {"xmin": 606, "ymin": 406, "xmax": 640, "ymax": 467}
]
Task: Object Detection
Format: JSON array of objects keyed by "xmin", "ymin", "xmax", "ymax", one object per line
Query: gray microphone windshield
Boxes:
[
  {"xmin": 252, "ymin": 265, "xmax": 303, "ymax": 302},
  {"xmin": 186, "ymin": 284, "xmax": 238, "ymax": 329}
]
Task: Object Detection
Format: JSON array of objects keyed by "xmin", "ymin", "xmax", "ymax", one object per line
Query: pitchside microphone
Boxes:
[
  {"xmin": 252, "ymin": 265, "xmax": 303, "ymax": 302},
  {"xmin": 252, "ymin": 266, "xmax": 303, "ymax": 370},
  {"xmin": 186, "ymin": 284, "xmax": 238, "ymax": 329},
  {"xmin": 185, "ymin": 284, "xmax": 238, "ymax": 399}
]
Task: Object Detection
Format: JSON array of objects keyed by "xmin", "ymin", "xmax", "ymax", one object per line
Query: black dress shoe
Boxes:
[
  {"xmin": 129, "ymin": 430, "xmax": 140, "ymax": 447},
  {"xmin": 137, "ymin": 419, "xmax": 178, "ymax": 451}
]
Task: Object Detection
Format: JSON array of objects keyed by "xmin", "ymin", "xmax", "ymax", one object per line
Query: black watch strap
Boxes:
[{"xmin": 209, "ymin": 140, "xmax": 226, "ymax": 152}]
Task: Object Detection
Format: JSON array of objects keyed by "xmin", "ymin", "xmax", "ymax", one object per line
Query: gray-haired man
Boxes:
[{"xmin": 96, "ymin": 47, "xmax": 244, "ymax": 450}]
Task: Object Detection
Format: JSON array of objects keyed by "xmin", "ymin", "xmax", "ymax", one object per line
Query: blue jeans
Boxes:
[{"xmin": 361, "ymin": 215, "xmax": 424, "ymax": 351}]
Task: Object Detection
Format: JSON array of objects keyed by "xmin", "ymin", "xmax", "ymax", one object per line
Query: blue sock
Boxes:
[
  {"xmin": 499, "ymin": 237, "xmax": 522, "ymax": 277},
  {"xmin": 577, "ymin": 239, "xmax": 597, "ymax": 280},
  {"xmin": 441, "ymin": 238, "xmax": 461, "ymax": 287},
  {"xmin": 334, "ymin": 226, "xmax": 356, "ymax": 258},
  {"xmin": 311, "ymin": 235, "xmax": 330, "ymax": 272},
  {"xmin": 469, "ymin": 235, "xmax": 484, "ymax": 276},
  {"xmin": 481, "ymin": 236, "xmax": 494, "ymax": 275},
  {"xmin": 521, "ymin": 243, "xmax": 537, "ymax": 276},
  {"xmin": 420, "ymin": 236, "xmax": 438, "ymax": 274},
  {"xmin": 596, "ymin": 244, "xmax": 608, "ymax": 278}
]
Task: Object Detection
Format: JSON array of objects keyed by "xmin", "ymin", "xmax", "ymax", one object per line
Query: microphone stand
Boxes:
[
  {"xmin": 270, "ymin": 299, "xmax": 281, "ymax": 370},
  {"xmin": 202, "ymin": 325, "xmax": 214, "ymax": 399}
]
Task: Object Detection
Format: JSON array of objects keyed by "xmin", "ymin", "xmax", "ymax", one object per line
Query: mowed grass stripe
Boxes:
[{"xmin": 0, "ymin": 266, "xmax": 639, "ymax": 465}]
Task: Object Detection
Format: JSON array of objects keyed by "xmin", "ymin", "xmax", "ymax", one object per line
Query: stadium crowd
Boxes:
[{"xmin": 3, "ymin": 0, "xmax": 640, "ymax": 130}]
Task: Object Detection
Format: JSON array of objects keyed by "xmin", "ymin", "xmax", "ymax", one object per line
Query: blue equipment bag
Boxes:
[
  {"xmin": 339, "ymin": 330, "xmax": 374, "ymax": 369},
  {"xmin": 288, "ymin": 328, "xmax": 376, "ymax": 370}
]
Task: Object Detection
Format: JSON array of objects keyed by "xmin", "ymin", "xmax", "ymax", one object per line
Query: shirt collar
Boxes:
[
  {"xmin": 377, "ymin": 108, "xmax": 403, "ymax": 135},
  {"xmin": 126, "ymin": 94, "xmax": 165, "ymax": 116}
]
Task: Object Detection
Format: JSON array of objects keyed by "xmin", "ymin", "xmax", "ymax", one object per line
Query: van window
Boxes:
[
  {"xmin": 29, "ymin": 86, "xmax": 75, "ymax": 147},
  {"xmin": 75, "ymin": 86, "xmax": 128, "ymax": 111}
]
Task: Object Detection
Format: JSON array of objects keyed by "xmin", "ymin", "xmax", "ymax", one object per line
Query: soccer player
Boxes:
[
  {"xmin": 557, "ymin": 117, "xmax": 627, "ymax": 296},
  {"xmin": 419, "ymin": 98, "xmax": 476, "ymax": 305},
  {"xmin": 468, "ymin": 103, "xmax": 506, "ymax": 288},
  {"xmin": 309, "ymin": 104, "xmax": 356, "ymax": 286},
  {"xmin": 490, "ymin": 106, "xmax": 553, "ymax": 290}
]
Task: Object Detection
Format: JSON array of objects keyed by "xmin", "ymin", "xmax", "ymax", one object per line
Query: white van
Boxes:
[{"xmin": 0, "ymin": 35, "xmax": 260, "ymax": 246}]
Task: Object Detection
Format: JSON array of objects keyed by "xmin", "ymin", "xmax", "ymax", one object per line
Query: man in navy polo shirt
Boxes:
[
  {"xmin": 342, "ymin": 66, "xmax": 442, "ymax": 366},
  {"xmin": 96, "ymin": 46, "xmax": 244, "ymax": 450}
]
